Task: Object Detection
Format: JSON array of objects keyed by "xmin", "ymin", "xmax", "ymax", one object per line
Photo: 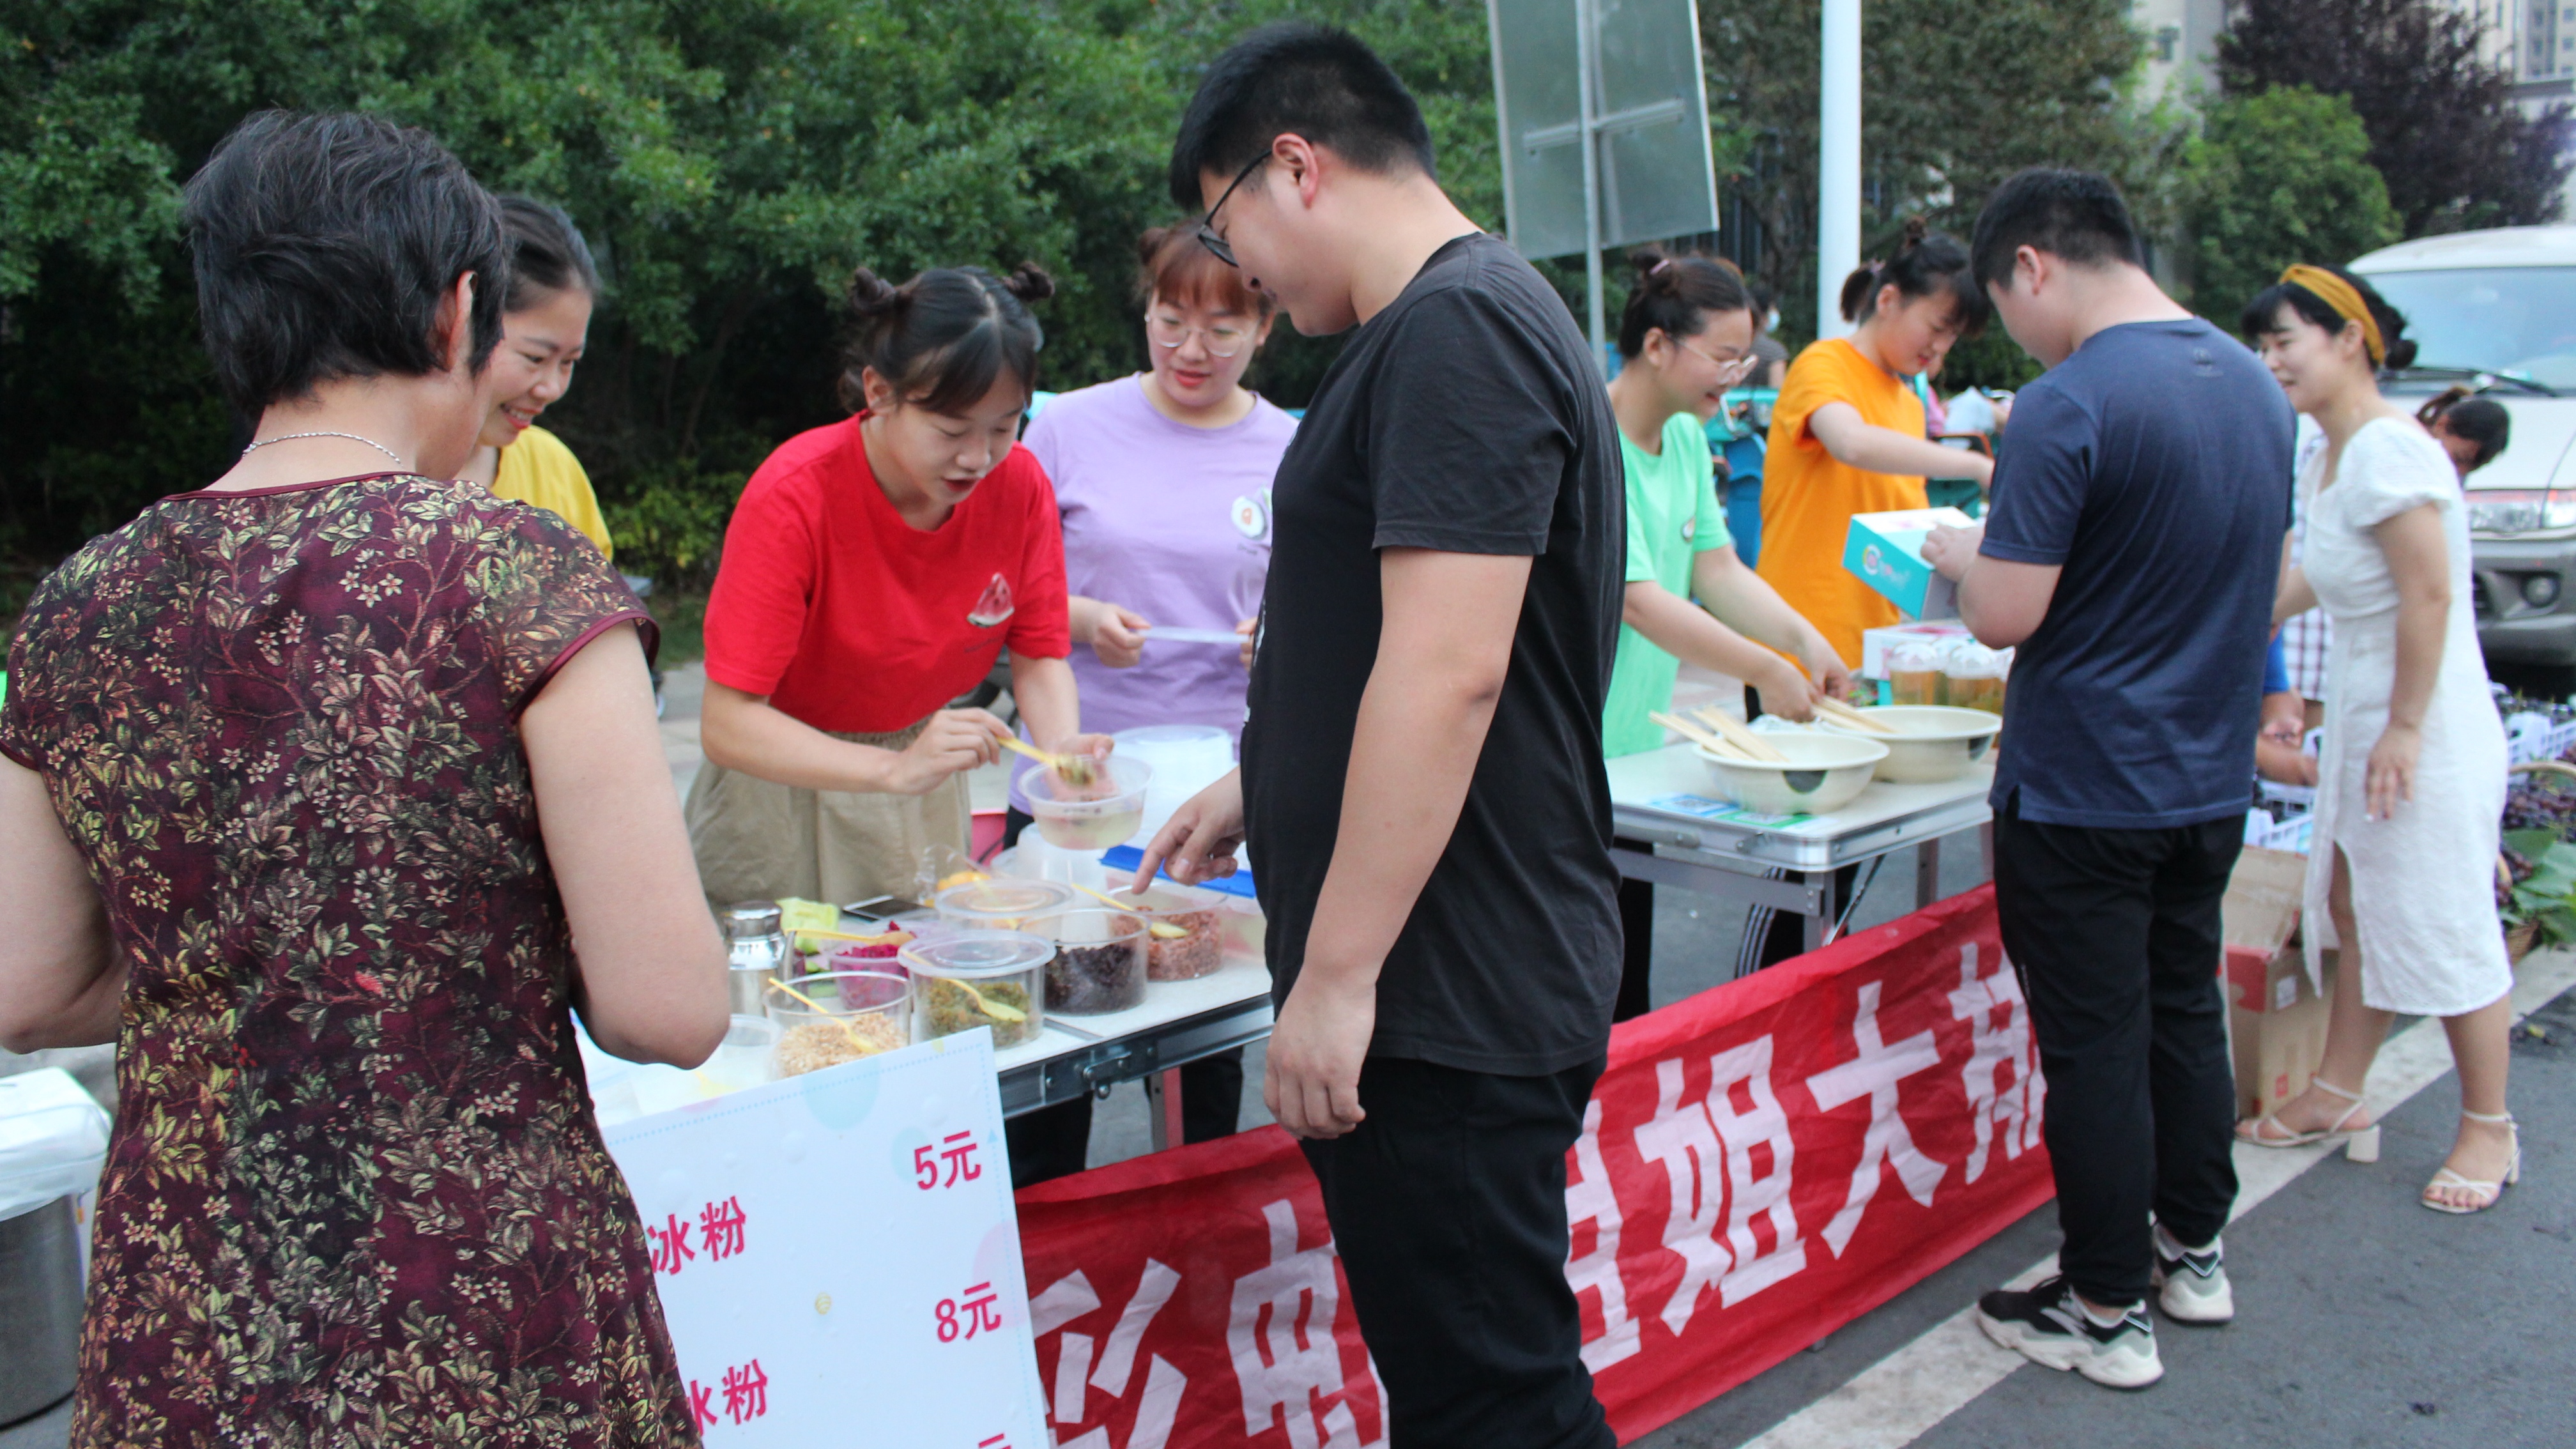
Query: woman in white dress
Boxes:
[{"xmin": 2236, "ymin": 264, "xmax": 2519, "ymax": 1214}]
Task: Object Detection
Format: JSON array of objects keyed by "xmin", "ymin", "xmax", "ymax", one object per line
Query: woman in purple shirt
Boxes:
[{"xmin": 1002, "ymin": 224, "xmax": 1298, "ymax": 1183}]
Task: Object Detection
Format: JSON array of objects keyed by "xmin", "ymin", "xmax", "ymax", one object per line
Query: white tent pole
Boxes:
[{"xmin": 1817, "ymin": 0, "xmax": 1862, "ymax": 342}]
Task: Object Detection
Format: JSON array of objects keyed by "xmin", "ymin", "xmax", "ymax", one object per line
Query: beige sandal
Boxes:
[
  {"xmin": 2422, "ymin": 1110, "xmax": 2520, "ymax": 1215},
  {"xmin": 2237, "ymin": 1076, "xmax": 2381, "ymax": 1162}
]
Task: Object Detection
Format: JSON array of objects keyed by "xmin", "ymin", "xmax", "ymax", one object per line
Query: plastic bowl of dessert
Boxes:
[
  {"xmin": 1025, "ymin": 755, "xmax": 1151, "ymax": 851},
  {"xmin": 1693, "ymin": 730, "xmax": 1888, "ymax": 815},
  {"xmin": 1812, "ymin": 705, "xmax": 2001, "ymax": 784}
]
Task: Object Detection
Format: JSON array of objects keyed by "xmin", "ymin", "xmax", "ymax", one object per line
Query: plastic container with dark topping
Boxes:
[{"xmin": 1039, "ymin": 908, "xmax": 1149, "ymax": 1013}]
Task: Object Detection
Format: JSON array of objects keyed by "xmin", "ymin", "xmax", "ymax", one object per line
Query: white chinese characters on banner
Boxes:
[
  {"xmin": 1804, "ymin": 981, "xmax": 1948, "ymax": 1257},
  {"xmin": 602, "ymin": 1031, "xmax": 1045, "ymax": 1447},
  {"xmin": 1565, "ymin": 1098, "xmax": 1639, "ymax": 1372},
  {"xmin": 1035, "ymin": 1200, "xmax": 1386, "ymax": 1449},
  {"xmin": 1627, "ymin": 1036, "xmax": 1810, "ymax": 1340},
  {"xmin": 1946, "ymin": 944, "xmax": 2044, "ymax": 1182}
]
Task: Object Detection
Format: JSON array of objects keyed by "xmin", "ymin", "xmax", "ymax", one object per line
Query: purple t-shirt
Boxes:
[{"xmin": 1010, "ymin": 375, "xmax": 1298, "ymax": 811}]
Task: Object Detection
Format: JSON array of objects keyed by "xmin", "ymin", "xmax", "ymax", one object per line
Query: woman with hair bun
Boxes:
[
  {"xmin": 2238, "ymin": 263, "xmax": 2520, "ymax": 1216},
  {"xmin": 1756, "ymin": 217, "xmax": 1993, "ymax": 668},
  {"xmin": 995, "ymin": 223, "xmax": 1296, "ymax": 1182},
  {"xmin": 689, "ymin": 261, "xmax": 1108, "ymax": 910},
  {"xmin": 456, "ymin": 195, "xmax": 615, "ymax": 556},
  {"xmin": 2417, "ymin": 385, "xmax": 2512, "ymax": 480},
  {"xmin": 1602, "ymin": 245, "xmax": 1851, "ymax": 1013}
]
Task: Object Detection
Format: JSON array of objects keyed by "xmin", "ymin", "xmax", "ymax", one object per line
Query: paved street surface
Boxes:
[{"xmin": 7, "ymin": 665, "xmax": 2568, "ymax": 1448}]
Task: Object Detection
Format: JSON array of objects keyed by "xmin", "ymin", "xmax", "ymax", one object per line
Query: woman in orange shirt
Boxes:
[
  {"xmin": 1758, "ymin": 219, "xmax": 1994, "ymax": 669},
  {"xmin": 1737, "ymin": 220, "xmax": 1993, "ymax": 977}
]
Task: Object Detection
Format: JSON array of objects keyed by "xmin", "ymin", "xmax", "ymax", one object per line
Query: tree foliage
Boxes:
[
  {"xmin": 1, "ymin": 0, "xmax": 2163, "ymax": 580},
  {"xmin": 2216, "ymin": 0, "xmax": 2573, "ymax": 237},
  {"xmin": 2177, "ymin": 86, "xmax": 2400, "ymax": 332},
  {"xmin": 1698, "ymin": 0, "xmax": 2147, "ymax": 371}
]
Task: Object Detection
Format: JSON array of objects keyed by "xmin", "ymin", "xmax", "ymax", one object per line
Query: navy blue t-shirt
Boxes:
[{"xmin": 1980, "ymin": 318, "xmax": 2295, "ymax": 827}]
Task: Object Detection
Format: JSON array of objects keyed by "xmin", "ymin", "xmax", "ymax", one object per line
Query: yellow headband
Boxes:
[{"xmin": 2279, "ymin": 264, "xmax": 2384, "ymax": 365}]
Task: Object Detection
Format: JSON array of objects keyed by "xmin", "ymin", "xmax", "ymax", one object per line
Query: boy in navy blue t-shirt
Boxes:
[{"xmin": 1924, "ymin": 169, "xmax": 2294, "ymax": 1391}]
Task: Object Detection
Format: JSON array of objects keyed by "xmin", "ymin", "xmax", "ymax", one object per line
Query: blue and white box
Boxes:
[{"xmin": 1843, "ymin": 506, "xmax": 1976, "ymax": 620}]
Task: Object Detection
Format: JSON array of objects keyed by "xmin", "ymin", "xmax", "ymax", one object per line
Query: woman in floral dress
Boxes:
[{"xmin": 0, "ymin": 111, "xmax": 728, "ymax": 1445}]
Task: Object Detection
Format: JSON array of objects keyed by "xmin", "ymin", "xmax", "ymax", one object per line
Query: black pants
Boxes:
[
  {"xmin": 1004, "ymin": 1054, "xmax": 1248, "ymax": 1187},
  {"xmin": 1000, "ymin": 807, "xmax": 1246, "ymax": 1186},
  {"xmin": 1613, "ymin": 845, "xmax": 1655, "ymax": 1022},
  {"xmin": 1301, "ymin": 1056, "xmax": 1616, "ymax": 1449},
  {"xmin": 1993, "ymin": 804, "xmax": 2241, "ymax": 1306}
]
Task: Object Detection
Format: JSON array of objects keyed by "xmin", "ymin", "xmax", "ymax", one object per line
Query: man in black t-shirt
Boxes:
[{"xmin": 1134, "ymin": 24, "xmax": 1623, "ymax": 1449}]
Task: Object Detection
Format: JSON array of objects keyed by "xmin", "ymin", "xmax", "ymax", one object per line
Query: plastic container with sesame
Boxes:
[{"xmin": 765, "ymin": 970, "xmax": 909, "ymax": 1077}]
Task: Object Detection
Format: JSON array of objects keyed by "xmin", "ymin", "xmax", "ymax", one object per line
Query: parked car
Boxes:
[{"xmin": 2350, "ymin": 226, "xmax": 2576, "ymax": 690}]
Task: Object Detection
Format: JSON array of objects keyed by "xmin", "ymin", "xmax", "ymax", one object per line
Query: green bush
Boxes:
[{"xmin": 2179, "ymin": 86, "xmax": 2400, "ymax": 332}]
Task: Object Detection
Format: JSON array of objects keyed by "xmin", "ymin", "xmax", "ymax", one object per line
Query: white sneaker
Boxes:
[
  {"xmin": 2150, "ymin": 1224, "xmax": 2234, "ymax": 1325},
  {"xmin": 1975, "ymin": 1276, "xmax": 2164, "ymax": 1390}
]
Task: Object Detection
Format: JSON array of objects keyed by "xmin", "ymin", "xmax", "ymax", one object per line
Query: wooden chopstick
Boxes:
[
  {"xmin": 1650, "ymin": 709, "xmax": 1759, "ymax": 761},
  {"xmin": 1814, "ymin": 696, "xmax": 1898, "ymax": 734},
  {"xmin": 1689, "ymin": 705, "xmax": 1793, "ymax": 763}
]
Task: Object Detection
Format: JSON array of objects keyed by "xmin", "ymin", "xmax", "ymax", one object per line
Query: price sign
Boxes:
[{"xmin": 604, "ymin": 1030, "xmax": 1045, "ymax": 1446}]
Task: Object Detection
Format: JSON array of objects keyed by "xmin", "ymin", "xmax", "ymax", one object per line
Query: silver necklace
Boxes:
[{"xmin": 240, "ymin": 431, "xmax": 409, "ymax": 468}]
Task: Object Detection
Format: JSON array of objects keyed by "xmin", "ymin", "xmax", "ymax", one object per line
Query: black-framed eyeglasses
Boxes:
[{"xmin": 1193, "ymin": 154, "xmax": 1268, "ymax": 268}]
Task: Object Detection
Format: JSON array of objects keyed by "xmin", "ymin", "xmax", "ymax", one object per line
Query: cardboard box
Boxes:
[
  {"xmin": 1859, "ymin": 621, "xmax": 1972, "ymax": 681},
  {"xmin": 1843, "ymin": 507, "xmax": 1976, "ymax": 620},
  {"xmin": 2219, "ymin": 847, "xmax": 2333, "ymax": 1121}
]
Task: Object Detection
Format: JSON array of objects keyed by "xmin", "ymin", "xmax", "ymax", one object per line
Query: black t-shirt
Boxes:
[{"xmin": 1241, "ymin": 233, "xmax": 1625, "ymax": 1075}]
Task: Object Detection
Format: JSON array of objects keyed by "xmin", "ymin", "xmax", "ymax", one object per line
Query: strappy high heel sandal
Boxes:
[
  {"xmin": 2235, "ymin": 1076, "xmax": 2380, "ymax": 1162},
  {"xmin": 2422, "ymin": 1110, "xmax": 2520, "ymax": 1215}
]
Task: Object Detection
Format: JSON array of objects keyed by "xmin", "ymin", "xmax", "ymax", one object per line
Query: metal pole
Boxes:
[
  {"xmin": 1576, "ymin": 0, "xmax": 1607, "ymax": 372},
  {"xmin": 1817, "ymin": 0, "xmax": 1862, "ymax": 341}
]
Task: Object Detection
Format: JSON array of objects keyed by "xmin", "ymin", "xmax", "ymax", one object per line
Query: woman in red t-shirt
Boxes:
[{"xmin": 689, "ymin": 262, "xmax": 1105, "ymax": 907}]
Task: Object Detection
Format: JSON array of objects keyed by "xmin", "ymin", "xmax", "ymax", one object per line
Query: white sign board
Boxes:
[{"xmin": 604, "ymin": 1031, "xmax": 1046, "ymax": 1448}]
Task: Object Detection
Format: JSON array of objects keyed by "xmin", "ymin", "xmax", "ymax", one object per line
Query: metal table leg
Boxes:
[
  {"xmin": 1915, "ymin": 836, "xmax": 1943, "ymax": 910},
  {"xmin": 1143, "ymin": 1068, "xmax": 1184, "ymax": 1153},
  {"xmin": 1803, "ymin": 868, "xmax": 1838, "ymax": 953}
]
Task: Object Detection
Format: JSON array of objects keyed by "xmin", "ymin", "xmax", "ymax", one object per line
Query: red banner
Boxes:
[{"xmin": 1015, "ymin": 885, "xmax": 2051, "ymax": 1447}]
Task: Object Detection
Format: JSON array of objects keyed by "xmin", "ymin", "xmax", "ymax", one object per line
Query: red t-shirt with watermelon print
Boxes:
[{"xmin": 703, "ymin": 415, "xmax": 1071, "ymax": 733}]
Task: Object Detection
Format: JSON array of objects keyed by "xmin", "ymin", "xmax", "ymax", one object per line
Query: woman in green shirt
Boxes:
[{"xmin": 1605, "ymin": 248, "xmax": 1850, "ymax": 1018}]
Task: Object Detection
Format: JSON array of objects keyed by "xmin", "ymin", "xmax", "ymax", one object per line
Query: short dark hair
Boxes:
[
  {"xmin": 2239, "ymin": 263, "xmax": 2419, "ymax": 371},
  {"xmin": 182, "ymin": 110, "xmax": 507, "ymax": 415},
  {"xmin": 2426, "ymin": 392, "xmax": 2511, "ymax": 468},
  {"xmin": 838, "ymin": 263, "xmax": 1055, "ymax": 416},
  {"xmin": 1618, "ymin": 246, "xmax": 1752, "ymax": 360},
  {"xmin": 1167, "ymin": 23, "xmax": 1434, "ymax": 211},
  {"xmin": 1969, "ymin": 168, "xmax": 2144, "ymax": 291},
  {"xmin": 1839, "ymin": 217, "xmax": 1988, "ymax": 333},
  {"xmin": 499, "ymin": 195, "xmax": 599, "ymax": 310}
]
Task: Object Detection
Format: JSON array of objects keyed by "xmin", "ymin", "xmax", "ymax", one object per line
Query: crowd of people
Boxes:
[{"xmin": 0, "ymin": 17, "xmax": 2526, "ymax": 1444}]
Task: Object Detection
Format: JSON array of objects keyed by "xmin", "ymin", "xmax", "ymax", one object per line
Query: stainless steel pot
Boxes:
[{"xmin": 0, "ymin": 1195, "xmax": 82, "ymax": 1425}]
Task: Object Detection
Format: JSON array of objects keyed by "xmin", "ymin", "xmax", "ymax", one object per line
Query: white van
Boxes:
[{"xmin": 2350, "ymin": 226, "xmax": 2576, "ymax": 686}]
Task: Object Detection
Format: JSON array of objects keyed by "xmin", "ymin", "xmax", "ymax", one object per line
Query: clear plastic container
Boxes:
[
  {"xmin": 1039, "ymin": 908, "xmax": 1149, "ymax": 1014},
  {"xmin": 1025, "ymin": 755, "xmax": 1152, "ymax": 851},
  {"xmin": 1887, "ymin": 639, "xmax": 1945, "ymax": 707},
  {"xmin": 1942, "ymin": 640, "xmax": 2007, "ymax": 716},
  {"xmin": 934, "ymin": 878, "xmax": 1075, "ymax": 933},
  {"xmin": 700, "ymin": 1015, "xmax": 781, "ymax": 1094},
  {"xmin": 765, "ymin": 970, "xmax": 909, "ymax": 1076},
  {"xmin": 903, "ymin": 930, "xmax": 1054, "ymax": 1048},
  {"xmin": 1125, "ymin": 881, "xmax": 1230, "ymax": 981}
]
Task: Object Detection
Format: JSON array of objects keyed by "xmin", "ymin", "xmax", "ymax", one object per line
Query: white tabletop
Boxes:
[
  {"xmin": 992, "ymin": 951, "xmax": 1272, "ymax": 1074},
  {"xmin": 1607, "ymin": 742, "xmax": 1996, "ymax": 871}
]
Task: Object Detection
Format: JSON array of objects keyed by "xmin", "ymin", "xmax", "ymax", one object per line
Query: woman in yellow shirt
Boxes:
[
  {"xmin": 456, "ymin": 197, "xmax": 614, "ymax": 558},
  {"xmin": 1757, "ymin": 218, "xmax": 1991, "ymax": 667}
]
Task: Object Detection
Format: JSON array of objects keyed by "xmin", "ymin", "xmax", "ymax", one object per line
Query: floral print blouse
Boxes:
[{"xmin": 0, "ymin": 473, "xmax": 698, "ymax": 1448}]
